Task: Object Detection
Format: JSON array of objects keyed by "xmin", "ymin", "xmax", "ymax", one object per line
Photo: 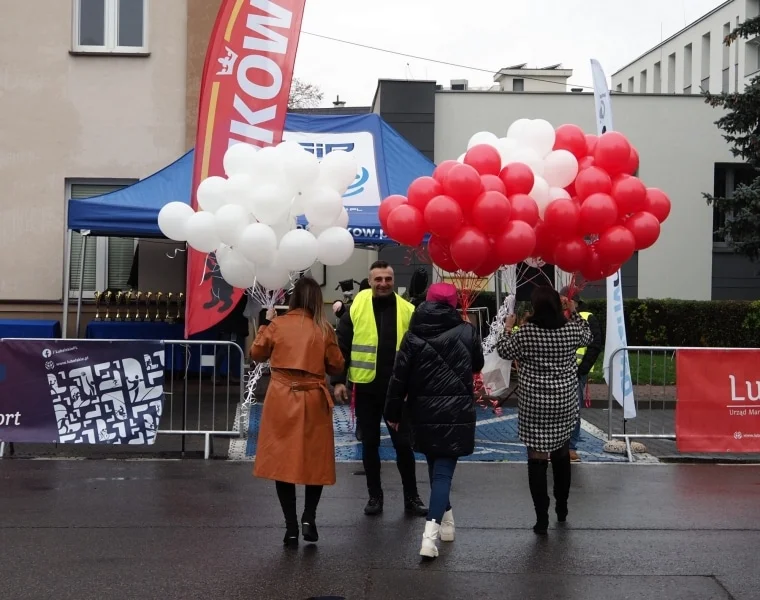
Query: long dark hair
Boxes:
[
  {"xmin": 288, "ymin": 277, "xmax": 330, "ymax": 337},
  {"xmin": 527, "ymin": 286, "xmax": 567, "ymax": 330}
]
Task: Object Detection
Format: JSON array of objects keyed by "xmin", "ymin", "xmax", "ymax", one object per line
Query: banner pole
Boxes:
[
  {"xmin": 62, "ymin": 230, "xmax": 73, "ymax": 339},
  {"xmin": 75, "ymin": 233, "xmax": 88, "ymax": 339}
]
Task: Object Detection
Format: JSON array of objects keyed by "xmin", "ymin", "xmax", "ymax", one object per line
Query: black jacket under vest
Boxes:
[{"xmin": 384, "ymin": 301, "xmax": 484, "ymax": 458}]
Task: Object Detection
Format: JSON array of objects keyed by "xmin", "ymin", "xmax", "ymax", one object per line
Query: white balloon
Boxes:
[
  {"xmin": 158, "ymin": 202, "xmax": 194, "ymax": 241},
  {"xmin": 495, "ymin": 137, "xmax": 520, "ymax": 168},
  {"xmin": 271, "ymin": 218, "xmax": 297, "ymax": 243},
  {"xmin": 529, "ymin": 176, "xmax": 551, "ymax": 207},
  {"xmin": 278, "ymin": 229, "xmax": 318, "ymax": 272},
  {"xmin": 216, "ymin": 243, "xmax": 233, "ymax": 265},
  {"xmin": 543, "ymin": 150, "xmax": 579, "ymax": 189},
  {"xmin": 507, "ymin": 118, "xmax": 532, "ymax": 141},
  {"xmin": 457, "ymin": 153, "xmax": 466, "ymax": 163},
  {"xmin": 225, "ymin": 174, "xmax": 256, "ymax": 212},
  {"xmin": 549, "ymin": 187, "xmax": 572, "ymax": 201},
  {"xmin": 185, "ymin": 211, "xmax": 221, "ymax": 253},
  {"xmin": 282, "ymin": 146, "xmax": 320, "ymax": 190},
  {"xmin": 250, "ymin": 146, "xmax": 287, "ymax": 186},
  {"xmin": 523, "ymin": 119, "xmax": 556, "ymax": 158},
  {"xmin": 319, "ymin": 150, "xmax": 358, "ymax": 194},
  {"xmin": 214, "ymin": 203, "xmax": 250, "ymax": 246},
  {"xmin": 467, "ymin": 131, "xmax": 499, "ymax": 149},
  {"xmin": 223, "ymin": 142, "xmax": 259, "ymax": 177},
  {"xmin": 317, "ymin": 227, "xmax": 355, "ymax": 266},
  {"xmin": 290, "ymin": 191, "xmax": 307, "ymax": 217},
  {"xmin": 334, "ymin": 207, "xmax": 349, "ymax": 228},
  {"xmin": 304, "ymin": 186, "xmax": 343, "ymax": 228},
  {"xmin": 219, "ymin": 249, "xmax": 256, "ymax": 289},
  {"xmin": 276, "ymin": 140, "xmax": 306, "ymax": 156},
  {"xmin": 507, "ymin": 147, "xmax": 545, "ymax": 177},
  {"xmin": 197, "ymin": 176, "xmax": 228, "ymax": 213},
  {"xmin": 252, "ymin": 183, "xmax": 291, "ymax": 225},
  {"xmin": 255, "ymin": 263, "xmax": 291, "ymax": 290},
  {"xmin": 236, "ymin": 222, "xmax": 277, "ymax": 265}
]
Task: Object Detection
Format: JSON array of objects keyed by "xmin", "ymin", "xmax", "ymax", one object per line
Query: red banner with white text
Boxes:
[
  {"xmin": 185, "ymin": 0, "xmax": 306, "ymax": 337},
  {"xmin": 676, "ymin": 349, "xmax": 760, "ymax": 453}
]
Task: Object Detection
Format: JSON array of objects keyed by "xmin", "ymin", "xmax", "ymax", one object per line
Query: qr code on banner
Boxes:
[{"xmin": 48, "ymin": 351, "xmax": 165, "ymax": 444}]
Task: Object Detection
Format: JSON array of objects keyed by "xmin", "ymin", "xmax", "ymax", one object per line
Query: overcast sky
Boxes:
[{"xmin": 293, "ymin": 0, "xmax": 727, "ymax": 107}]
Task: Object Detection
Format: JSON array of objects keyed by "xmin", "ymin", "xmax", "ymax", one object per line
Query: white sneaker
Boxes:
[
  {"xmin": 440, "ymin": 509, "xmax": 455, "ymax": 542},
  {"xmin": 419, "ymin": 520, "xmax": 440, "ymax": 558}
]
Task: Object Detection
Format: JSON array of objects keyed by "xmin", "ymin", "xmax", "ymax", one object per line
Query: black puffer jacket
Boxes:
[{"xmin": 384, "ymin": 302, "xmax": 485, "ymax": 458}]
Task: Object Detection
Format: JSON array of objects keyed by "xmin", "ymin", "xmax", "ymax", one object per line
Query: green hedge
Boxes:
[{"xmin": 471, "ymin": 293, "xmax": 760, "ymax": 348}]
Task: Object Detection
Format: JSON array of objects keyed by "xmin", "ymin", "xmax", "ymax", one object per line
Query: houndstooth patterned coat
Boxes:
[{"xmin": 496, "ymin": 313, "xmax": 592, "ymax": 452}]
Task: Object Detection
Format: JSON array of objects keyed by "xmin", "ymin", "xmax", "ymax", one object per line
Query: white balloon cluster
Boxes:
[
  {"xmin": 460, "ymin": 119, "xmax": 579, "ymax": 218},
  {"xmin": 158, "ymin": 142, "xmax": 357, "ymax": 291}
]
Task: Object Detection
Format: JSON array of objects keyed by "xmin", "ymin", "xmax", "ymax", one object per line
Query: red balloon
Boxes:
[
  {"xmin": 645, "ymin": 188, "xmax": 672, "ymax": 223},
  {"xmin": 499, "ymin": 162, "xmax": 535, "ymax": 196},
  {"xmin": 464, "ymin": 144, "xmax": 502, "ymax": 176},
  {"xmin": 625, "ymin": 211, "xmax": 661, "ymax": 250},
  {"xmin": 534, "ymin": 220, "xmax": 558, "ymax": 262},
  {"xmin": 386, "ymin": 204, "xmax": 426, "ymax": 247},
  {"xmin": 432, "ymin": 160, "xmax": 459, "ymax": 184},
  {"xmin": 580, "ymin": 249, "xmax": 605, "ymax": 282},
  {"xmin": 626, "ymin": 146, "xmax": 640, "ymax": 176},
  {"xmin": 471, "ymin": 191, "xmax": 512, "ymax": 235},
  {"xmin": 553, "ymin": 124, "xmax": 588, "ymax": 159},
  {"xmin": 585, "ymin": 134, "xmax": 599, "ymax": 156},
  {"xmin": 427, "ymin": 236, "xmax": 458, "ymax": 272},
  {"xmin": 612, "ymin": 175, "xmax": 647, "ymax": 214},
  {"xmin": 580, "ymin": 193, "xmax": 618, "ymax": 235},
  {"xmin": 407, "ymin": 176, "xmax": 442, "ymax": 212},
  {"xmin": 553, "ymin": 237, "xmax": 589, "ymax": 273},
  {"xmin": 594, "ymin": 131, "xmax": 632, "ymax": 176},
  {"xmin": 509, "ymin": 194, "xmax": 540, "ymax": 227},
  {"xmin": 578, "ymin": 156, "xmax": 595, "ymax": 171},
  {"xmin": 543, "ymin": 198, "xmax": 581, "ymax": 240},
  {"xmin": 379, "ymin": 195, "xmax": 407, "ymax": 231},
  {"xmin": 481, "ymin": 174, "xmax": 507, "ymax": 195},
  {"xmin": 565, "ymin": 180, "xmax": 577, "ymax": 198},
  {"xmin": 600, "ymin": 262, "xmax": 621, "ymax": 278},
  {"xmin": 443, "ymin": 164, "xmax": 483, "ymax": 209},
  {"xmin": 596, "ymin": 225, "xmax": 636, "ymax": 265},
  {"xmin": 473, "ymin": 242, "xmax": 503, "ymax": 277},
  {"xmin": 575, "ymin": 166, "xmax": 613, "ymax": 201},
  {"xmin": 494, "ymin": 221, "xmax": 537, "ymax": 266},
  {"xmin": 450, "ymin": 226, "xmax": 490, "ymax": 272},
  {"xmin": 424, "ymin": 195, "xmax": 464, "ymax": 240}
]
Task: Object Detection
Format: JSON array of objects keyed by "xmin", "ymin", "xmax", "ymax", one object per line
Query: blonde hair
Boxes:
[{"xmin": 288, "ymin": 277, "xmax": 331, "ymax": 338}]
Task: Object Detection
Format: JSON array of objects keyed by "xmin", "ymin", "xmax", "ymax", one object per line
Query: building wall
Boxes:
[
  {"xmin": 611, "ymin": 0, "xmax": 753, "ymax": 95},
  {"xmin": 434, "ymin": 91, "xmax": 735, "ymax": 300},
  {"xmin": 0, "ymin": 0, "xmax": 188, "ymax": 306},
  {"xmin": 496, "ymin": 74, "xmax": 571, "ymax": 93}
]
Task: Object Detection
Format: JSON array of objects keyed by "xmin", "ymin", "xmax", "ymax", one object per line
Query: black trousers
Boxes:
[
  {"xmin": 275, "ymin": 481, "xmax": 323, "ymax": 526},
  {"xmin": 355, "ymin": 387, "xmax": 418, "ymax": 497}
]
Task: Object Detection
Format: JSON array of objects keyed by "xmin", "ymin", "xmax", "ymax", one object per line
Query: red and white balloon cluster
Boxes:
[
  {"xmin": 157, "ymin": 142, "xmax": 357, "ymax": 290},
  {"xmin": 379, "ymin": 119, "xmax": 671, "ymax": 282}
]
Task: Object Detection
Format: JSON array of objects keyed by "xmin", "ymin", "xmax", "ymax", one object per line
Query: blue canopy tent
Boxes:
[{"xmin": 63, "ymin": 113, "xmax": 436, "ymax": 335}]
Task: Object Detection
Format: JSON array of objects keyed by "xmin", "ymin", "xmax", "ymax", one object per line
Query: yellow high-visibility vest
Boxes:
[
  {"xmin": 576, "ymin": 311, "xmax": 595, "ymax": 372},
  {"xmin": 348, "ymin": 289, "xmax": 414, "ymax": 384}
]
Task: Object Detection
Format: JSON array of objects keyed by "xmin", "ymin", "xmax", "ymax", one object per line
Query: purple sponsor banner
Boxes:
[{"xmin": 0, "ymin": 340, "xmax": 165, "ymax": 444}]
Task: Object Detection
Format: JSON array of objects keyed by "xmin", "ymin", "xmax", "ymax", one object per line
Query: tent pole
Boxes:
[
  {"xmin": 62, "ymin": 230, "xmax": 72, "ymax": 339},
  {"xmin": 75, "ymin": 232, "xmax": 88, "ymax": 338}
]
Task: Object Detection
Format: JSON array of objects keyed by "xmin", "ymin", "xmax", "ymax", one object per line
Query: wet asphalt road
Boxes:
[{"xmin": 1, "ymin": 461, "xmax": 759, "ymax": 600}]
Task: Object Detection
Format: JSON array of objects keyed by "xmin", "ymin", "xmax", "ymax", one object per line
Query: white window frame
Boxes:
[
  {"xmin": 66, "ymin": 179, "xmax": 139, "ymax": 300},
  {"xmin": 72, "ymin": 0, "xmax": 149, "ymax": 55}
]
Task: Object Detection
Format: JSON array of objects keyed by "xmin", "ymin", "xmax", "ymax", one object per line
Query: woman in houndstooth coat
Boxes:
[{"xmin": 497, "ymin": 286, "xmax": 591, "ymax": 535}]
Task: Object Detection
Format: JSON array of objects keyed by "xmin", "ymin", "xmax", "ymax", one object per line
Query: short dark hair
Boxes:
[
  {"xmin": 527, "ymin": 286, "xmax": 567, "ymax": 330},
  {"xmin": 369, "ymin": 260, "xmax": 391, "ymax": 271}
]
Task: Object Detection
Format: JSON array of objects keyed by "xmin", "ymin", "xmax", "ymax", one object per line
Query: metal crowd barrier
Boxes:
[{"xmin": 0, "ymin": 338, "xmax": 245, "ymax": 460}]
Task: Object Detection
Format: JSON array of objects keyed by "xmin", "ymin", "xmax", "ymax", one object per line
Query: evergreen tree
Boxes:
[{"xmin": 704, "ymin": 16, "xmax": 760, "ymax": 261}]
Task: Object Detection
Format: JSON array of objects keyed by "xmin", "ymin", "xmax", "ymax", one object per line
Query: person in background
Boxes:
[
  {"xmin": 250, "ymin": 278, "xmax": 345, "ymax": 547},
  {"xmin": 385, "ymin": 283, "xmax": 484, "ymax": 559},
  {"xmin": 559, "ymin": 286, "xmax": 603, "ymax": 463},
  {"xmin": 496, "ymin": 286, "xmax": 591, "ymax": 534},
  {"xmin": 332, "ymin": 261, "xmax": 428, "ymax": 517}
]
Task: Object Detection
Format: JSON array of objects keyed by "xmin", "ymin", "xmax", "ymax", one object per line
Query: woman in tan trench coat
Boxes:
[{"xmin": 250, "ymin": 277, "xmax": 345, "ymax": 547}]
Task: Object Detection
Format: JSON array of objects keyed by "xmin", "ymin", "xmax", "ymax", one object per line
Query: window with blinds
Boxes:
[{"xmin": 69, "ymin": 183, "xmax": 137, "ymax": 293}]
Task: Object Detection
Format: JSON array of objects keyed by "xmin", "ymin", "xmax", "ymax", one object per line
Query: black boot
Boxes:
[
  {"xmin": 551, "ymin": 450, "xmax": 571, "ymax": 523},
  {"xmin": 283, "ymin": 522, "xmax": 300, "ymax": 547},
  {"xmin": 301, "ymin": 518, "xmax": 318, "ymax": 543},
  {"xmin": 364, "ymin": 491, "xmax": 384, "ymax": 516},
  {"xmin": 275, "ymin": 481, "xmax": 299, "ymax": 547},
  {"xmin": 527, "ymin": 459, "xmax": 549, "ymax": 534},
  {"xmin": 404, "ymin": 494, "xmax": 429, "ymax": 517}
]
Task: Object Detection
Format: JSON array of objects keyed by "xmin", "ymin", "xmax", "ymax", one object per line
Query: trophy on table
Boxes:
[
  {"xmin": 114, "ymin": 292, "xmax": 124, "ymax": 321},
  {"xmin": 124, "ymin": 291, "xmax": 134, "ymax": 321},
  {"xmin": 155, "ymin": 292, "xmax": 164, "ymax": 322},
  {"xmin": 134, "ymin": 292, "xmax": 143, "ymax": 321},
  {"xmin": 165, "ymin": 293, "xmax": 174, "ymax": 323},
  {"xmin": 176, "ymin": 292, "xmax": 185, "ymax": 321},
  {"xmin": 144, "ymin": 292, "xmax": 153, "ymax": 321},
  {"xmin": 103, "ymin": 292, "xmax": 114, "ymax": 321},
  {"xmin": 94, "ymin": 291, "xmax": 102, "ymax": 321}
]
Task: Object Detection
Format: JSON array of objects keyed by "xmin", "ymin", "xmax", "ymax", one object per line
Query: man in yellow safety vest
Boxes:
[
  {"xmin": 560, "ymin": 287, "xmax": 603, "ymax": 463},
  {"xmin": 332, "ymin": 261, "xmax": 427, "ymax": 517}
]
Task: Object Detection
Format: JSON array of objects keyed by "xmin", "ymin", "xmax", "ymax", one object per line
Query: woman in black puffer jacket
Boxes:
[{"xmin": 385, "ymin": 283, "xmax": 484, "ymax": 559}]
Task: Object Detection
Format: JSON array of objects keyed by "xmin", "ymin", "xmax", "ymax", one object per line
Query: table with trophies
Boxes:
[
  {"xmin": 85, "ymin": 290, "xmax": 227, "ymax": 373},
  {"xmin": 0, "ymin": 319, "xmax": 61, "ymax": 339}
]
